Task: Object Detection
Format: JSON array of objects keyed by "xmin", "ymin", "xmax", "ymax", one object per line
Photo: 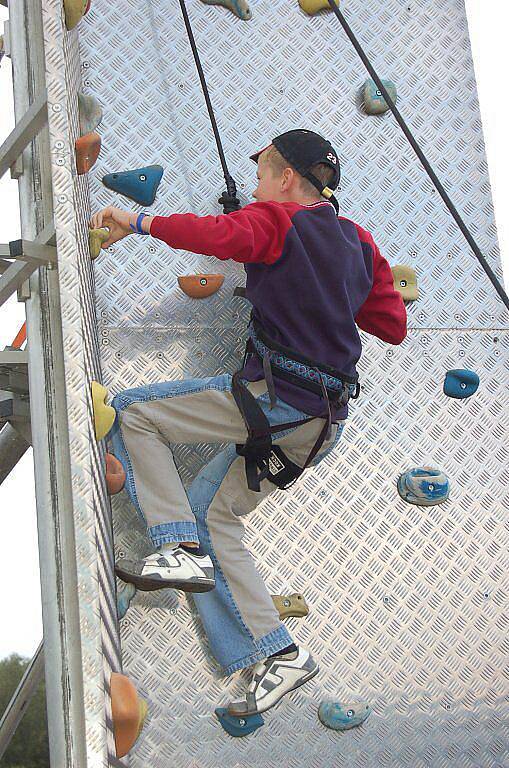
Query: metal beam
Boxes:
[
  {"xmin": 9, "ymin": 239, "xmax": 57, "ymax": 265},
  {"xmin": 0, "ymin": 642, "xmax": 44, "ymax": 761},
  {"xmin": 0, "ymin": 88, "xmax": 47, "ymax": 180},
  {"xmin": 0, "ymin": 259, "xmax": 37, "ymax": 308},
  {"xmin": 0, "ymin": 258, "xmax": 13, "ymax": 273},
  {"xmin": 0, "ymin": 421, "xmax": 30, "ymax": 485},
  {"xmin": 0, "ymin": 392, "xmax": 30, "ymax": 421}
]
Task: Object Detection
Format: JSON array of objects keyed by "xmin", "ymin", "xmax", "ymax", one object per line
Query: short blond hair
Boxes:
[{"xmin": 259, "ymin": 144, "xmax": 336, "ymax": 198}]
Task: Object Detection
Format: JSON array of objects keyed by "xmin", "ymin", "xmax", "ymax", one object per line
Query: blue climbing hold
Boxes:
[
  {"xmin": 443, "ymin": 369, "xmax": 479, "ymax": 399},
  {"xmin": 102, "ymin": 165, "xmax": 164, "ymax": 206},
  {"xmin": 117, "ymin": 581, "xmax": 136, "ymax": 619},
  {"xmin": 318, "ymin": 699, "xmax": 371, "ymax": 731},
  {"xmin": 397, "ymin": 467, "xmax": 450, "ymax": 506},
  {"xmin": 363, "ymin": 78, "xmax": 397, "ymax": 115},
  {"xmin": 214, "ymin": 707, "xmax": 264, "ymax": 737}
]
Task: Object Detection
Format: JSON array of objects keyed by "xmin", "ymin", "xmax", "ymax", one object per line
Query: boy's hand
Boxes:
[{"xmin": 90, "ymin": 206, "xmax": 132, "ymax": 248}]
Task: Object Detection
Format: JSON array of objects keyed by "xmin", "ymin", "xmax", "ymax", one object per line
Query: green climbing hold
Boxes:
[
  {"xmin": 392, "ymin": 264, "xmax": 419, "ymax": 301},
  {"xmin": 102, "ymin": 165, "xmax": 164, "ymax": 206},
  {"xmin": 78, "ymin": 92, "xmax": 103, "ymax": 136},
  {"xmin": 89, "ymin": 227, "xmax": 109, "ymax": 260},
  {"xmin": 215, "ymin": 708, "xmax": 264, "ymax": 737},
  {"xmin": 318, "ymin": 699, "xmax": 371, "ymax": 731},
  {"xmin": 199, "ymin": 0, "xmax": 252, "ymax": 20},
  {"xmin": 362, "ymin": 78, "xmax": 397, "ymax": 115},
  {"xmin": 63, "ymin": 0, "xmax": 91, "ymax": 31}
]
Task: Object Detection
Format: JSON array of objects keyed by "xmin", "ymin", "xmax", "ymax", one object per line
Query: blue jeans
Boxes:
[{"xmin": 109, "ymin": 373, "xmax": 345, "ymax": 676}]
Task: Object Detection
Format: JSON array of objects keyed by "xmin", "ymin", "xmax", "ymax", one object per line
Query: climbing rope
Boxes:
[
  {"xmin": 177, "ymin": 0, "xmax": 241, "ymax": 214},
  {"xmin": 326, "ymin": 0, "xmax": 509, "ymax": 314}
]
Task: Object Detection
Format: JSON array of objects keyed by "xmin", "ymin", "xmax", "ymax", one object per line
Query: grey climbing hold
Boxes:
[
  {"xmin": 443, "ymin": 369, "xmax": 479, "ymax": 399},
  {"xmin": 199, "ymin": 0, "xmax": 252, "ymax": 21},
  {"xmin": 318, "ymin": 699, "xmax": 371, "ymax": 731},
  {"xmin": 215, "ymin": 707, "xmax": 264, "ymax": 737},
  {"xmin": 102, "ymin": 165, "xmax": 164, "ymax": 206},
  {"xmin": 117, "ymin": 581, "xmax": 136, "ymax": 619},
  {"xmin": 397, "ymin": 467, "xmax": 450, "ymax": 506},
  {"xmin": 362, "ymin": 78, "xmax": 397, "ymax": 115},
  {"xmin": 78, "ymin": 92, "xmax": 103, "ymax": 136}
]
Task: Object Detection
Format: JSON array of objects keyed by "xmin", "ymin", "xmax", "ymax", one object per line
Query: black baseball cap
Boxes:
[{"xmin": 250, "ymin": 129, "xmax": 341, "ymax": 211}]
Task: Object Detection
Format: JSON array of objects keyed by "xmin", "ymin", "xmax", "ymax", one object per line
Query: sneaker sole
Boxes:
[
  {"xmin": 115, "ymin": 565, "xmax": 216, "ymax": 593},
  {"xmin": 229, "ymin": 663, "xmax": 320, "ymax": 717}
]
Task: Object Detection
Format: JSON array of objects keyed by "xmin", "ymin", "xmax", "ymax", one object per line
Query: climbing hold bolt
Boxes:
[
  {"xmin": 397, "ymin": 467, "xmax": 450, "ymax": 506},
  {"xmin": 272, "ymin": 593, "xmax": 309, "ymax": 619},
  {"xmin": 75, "ymin": 132, "xmax": 101, "ymax": 175},
  {"xmin": 391, "ymin": 265, "xmax": 419, "ymax": 301},
  {"xmin": 102, "ymin": 165, "xmax": 164, "ymax": 206},
  {"xmin": 177, "ymin": 274, "xmax": 225, "ymax": 298},
  {"xmin": 63, "ymin": 0, "xmax": 91, "ymax": 30},
  {"xmin": 78, "ymin": 92, "xmax": 103, "ymax": 136},
  {"xmin": 106, "ymin": 452, "xmax": 126, "ymax": 495},
  {"xmin": 443, "ymin": 369, "xmax": 479, "ymax": 399},
  {"xmin": 92, "ymin": 381, "xmax": 116, "ymax": 441},
  {"xmin": 110, "ymin": 672, "xmax": 148, "ymax": 758},
  {"xmin": 362, "ymin": 78, "xmax": 397, "ymax": 115},
  {"xmin": 215, "ymin": 707, "xmax": 264, "ymax": 737},
  {"xmin": 117, "ymin": 581, "xmax": 136, "ymax": 620},
  {"xmin": 318, "ymin": 699, "xmax": 371, "ymax": 731},
  {"xmin": 199, "ymin": 0, "xmax": 252, "ymax": 20},
  {"xmin": 298, "ymin": 0, "xmax": 339, "ymax": 16},
  {"xmin": 89, "ymin": 228, "xmax": 109, "ymax": 259}
]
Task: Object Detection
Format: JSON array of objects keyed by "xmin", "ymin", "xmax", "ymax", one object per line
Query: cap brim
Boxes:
[{"xmin": 249, "ymin": 142, "xmax": 272, "ymax": 163}]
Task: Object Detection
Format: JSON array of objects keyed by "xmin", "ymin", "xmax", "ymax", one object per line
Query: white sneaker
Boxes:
[
  {"xmin": 115, "ymin": 544, "xmax": 215, "ymax": 593},
  {"xmin": 227, "ymin": 646, "xmax": 319, "ymax": 717}
]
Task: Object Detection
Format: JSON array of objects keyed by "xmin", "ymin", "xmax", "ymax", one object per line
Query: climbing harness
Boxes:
[
  {"xmin": 231, "ymin": 316, "xmax": 360, "ymax": 492},
  {"xmin": 177, "ymin": 0, "xmax": 240, "ymax": 214},
  {"xmin": 325, "ymin": 0, "xmax": 509, "ymax": 314}
]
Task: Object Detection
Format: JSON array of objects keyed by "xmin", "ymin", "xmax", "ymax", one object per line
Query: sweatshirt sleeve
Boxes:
[
  {"xmin": 354, "ymin": 231, "xmax": 408, "ymax": 345},
  {"xmin": 149, "ymin": 201, "xmax": 293, "ymax": 265}
]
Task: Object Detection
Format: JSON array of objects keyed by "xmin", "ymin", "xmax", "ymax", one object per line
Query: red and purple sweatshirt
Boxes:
[{"xmin": 150, "ymin": 200, "xmax": 407, "ymax": 420}]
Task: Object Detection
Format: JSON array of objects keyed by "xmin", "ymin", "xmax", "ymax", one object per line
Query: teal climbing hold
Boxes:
[
  {"xmin": 214, "ymin": 707, "xmax": 264, "ymax": 737},
  {"xmin": 443, "ymin": 369, "xmax": 479, "ymax": 399},
  {"xmin": 362, "ymin": 78, "xmax": 397, "ymax": 115},
  {"xmin": 102, "ymin": 165, "xmax": 164, "ymax": 206},
  {"xmin": 318, "ymin": 699, "xmax": 371, "ymax": 731},
  {"xmin": 397, "ymin": 467, "xmax": 450, "ymax": 506},
  {"xmin": 117, "ymin": 581, "xmax": 136, "ymax": 619}
]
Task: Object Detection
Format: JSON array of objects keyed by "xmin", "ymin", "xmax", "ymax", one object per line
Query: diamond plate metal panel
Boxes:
[{"xmin": 48, "ymin": 0, "xmax": 509, "ymax": 765}]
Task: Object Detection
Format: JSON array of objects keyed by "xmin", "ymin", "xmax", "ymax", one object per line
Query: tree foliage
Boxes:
[{"xmin": 0, "ymin": 653, "xmax": 49, "ymax": 768}]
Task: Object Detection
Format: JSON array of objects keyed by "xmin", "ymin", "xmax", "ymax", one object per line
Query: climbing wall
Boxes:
[{"xmin": 46, "ymin": 0, "xmax": 508, "ymax": 765}]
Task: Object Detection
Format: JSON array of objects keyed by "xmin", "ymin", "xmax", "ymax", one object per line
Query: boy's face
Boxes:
[{"xmin": 252, "ymin": 152, "xmax": 287, "ymax": 203}]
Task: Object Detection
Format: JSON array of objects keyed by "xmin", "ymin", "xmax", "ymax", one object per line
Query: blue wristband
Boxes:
[{"xmin": 129, "ymin": 213, "xmax": 149, "ymax": 235}]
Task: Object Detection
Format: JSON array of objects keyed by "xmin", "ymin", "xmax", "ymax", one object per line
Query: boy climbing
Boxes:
[{"xmin": 91, "ymin": 129, "xmax": 407, "ymax": 717}]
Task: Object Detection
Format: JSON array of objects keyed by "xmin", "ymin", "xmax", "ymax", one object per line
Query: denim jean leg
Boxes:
[{"xmin": 187, "ymin": 446, "xmax": 294, "ymax": 677}]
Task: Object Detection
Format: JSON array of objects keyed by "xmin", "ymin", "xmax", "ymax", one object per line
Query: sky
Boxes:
[{"xmin": 0, "ymin": 2, "xmax": 507, "ymax": 660}]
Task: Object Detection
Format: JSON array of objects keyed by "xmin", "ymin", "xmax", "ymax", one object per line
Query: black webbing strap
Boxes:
[{"xmin": 231, "ymin": 370, "xmax": 337, "ymax": 492}]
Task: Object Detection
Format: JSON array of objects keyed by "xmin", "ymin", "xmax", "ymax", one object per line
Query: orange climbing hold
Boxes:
[
  {"xmin": 110, "ymin": 673, "xmax": 148, "ymax": 758},
  {"xmin": 75, "ymin": 132, "xmax": 101, "ymax": 175},
  {"xmin": 106, "ymin": 453, "xmax": 126, "ymax": 495},
  {"xmin": 177, "ymin": 274, "xmax": 224, "ymax": 298}
]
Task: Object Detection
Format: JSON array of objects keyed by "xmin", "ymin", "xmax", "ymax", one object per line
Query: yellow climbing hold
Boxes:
[
  {"xmin": 298, "ymin": 0, "xmax": 339, "ymax": 16},
  {"xmin": 391, "ymin": 264, "xmax": 419, "ymax": 301},
  {"xmin": 89, "ymin": 228, "xmax": 109, "ymax": 260},
  {"xmin": 199, "ymin": 0, "xmax": 252, "ymax": 21},
  {"xmin": 92, "ymin": 381, "xmax": 115, "ymax": 441},
  {"xmin": 63, "ymin": 0, "xmax": 91, "ymax": 31},
  {"xmin": 272, "ymin": 593, "xmax": 309, "ymax": 620}
]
